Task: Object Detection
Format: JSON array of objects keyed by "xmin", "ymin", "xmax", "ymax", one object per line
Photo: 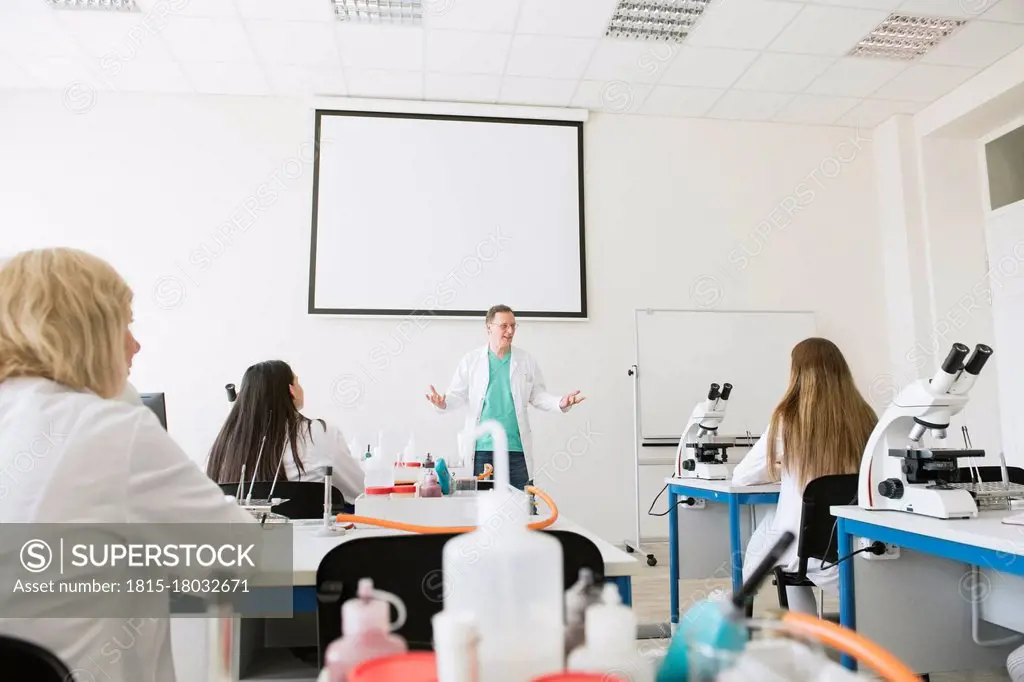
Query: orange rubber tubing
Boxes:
[
  {"xmin": 781, "ymin": 612, "xmax": 921, "ymax": 682},
  {"xmin": 335, "ymin": 485, "xmax": 558, "ymax": 534},
  {"xmin": 476, "ymin": 464, "xmax": 494, "ymax": 480}
]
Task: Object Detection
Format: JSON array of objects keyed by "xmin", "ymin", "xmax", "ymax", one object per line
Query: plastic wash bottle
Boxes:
[
  {"xmin": 324, "ymin": 578, "xmax": 408, "ymax": 682},
  {"xmin": 567, "ymin": 584, "xmax": 653, "ymax": 682},
  {"xmin": 441, "ymin": 420, "xmax": 564, "ymax": 682}
]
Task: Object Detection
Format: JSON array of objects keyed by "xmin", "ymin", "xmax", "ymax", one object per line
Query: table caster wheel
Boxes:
[
  {"xmin": 625, "ymin": 545, "xmax": 635, "ymax": 553},
  {"xmin": 647, "ymin": 555, "xmax": 658, "ymax": 567}
]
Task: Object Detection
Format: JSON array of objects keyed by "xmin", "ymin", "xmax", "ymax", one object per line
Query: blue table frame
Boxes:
[
  {"xmin": 668, "ymin": 482, "xmax": 780, "ymax": 627},
  {"xmin": 836, "ymin": 515, "xmax": 1024, "ymax": 671}
]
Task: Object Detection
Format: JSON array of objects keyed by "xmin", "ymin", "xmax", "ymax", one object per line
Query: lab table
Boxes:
[
  {"xmin": 831, "ymin": 505, "xmax": 1024, "ymax": 674},
  {"xmin": 666, "ymin": 477, "xmax": 781, "ymax": 629},
  {"xmin": 171, "ymin": 516, "xmax": 641, "ymax": 682}
]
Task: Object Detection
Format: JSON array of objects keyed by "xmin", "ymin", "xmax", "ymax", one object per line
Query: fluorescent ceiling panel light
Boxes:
[
  {"xmin": 44, "ymin": 0, "xmax": 138, "ymax": 9},
  {"xmin": 332, "ymin": 0, "xmax": 422, "ymax": 24},
  {"xmin": 849, "ymin": 13, "xmax": 967, "ymax": 61},
  {"xmin": 605, "ymin": 0, "xmax": 713, "ymax": 43}
]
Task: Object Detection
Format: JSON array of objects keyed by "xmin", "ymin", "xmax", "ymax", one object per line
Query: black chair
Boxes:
[
  {"xmin": 772, "ymin": 473, "xmax": 859, "ymax": 618},
  {"xmin": 314, "ymin": 530, "xmax": 604, "ymax": 665},
  {"xmin": 218, "ymin": 481, "xmax": 349, "ymax": 519},
  {"xmin": 0, "ymin": 635, "xmax": 73, "ymax": 682}
]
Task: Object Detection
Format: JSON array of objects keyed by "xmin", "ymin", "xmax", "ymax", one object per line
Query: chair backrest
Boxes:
[
  {"xmin": 218, "ymin": 481, "xmax": 345, "ymax": 519},
  {"xmin": 314, "ymin": 529, "xmax": 604, "ymax": 664},
  {"xmin": 0, "ymin": 635, "xmax": 73, "ymax": 682},
  {"xmin": 795, "ymin": 473, "xmax": 859, "ymax": 575},
  {"xmin": 960, "ymin": 465, "xmax": 1024, "ymax": 484}
]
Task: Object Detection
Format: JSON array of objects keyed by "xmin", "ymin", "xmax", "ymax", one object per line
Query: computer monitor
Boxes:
[{"xmin": 140, "ymin": 393, "xmax": 167, "ymax": 430}]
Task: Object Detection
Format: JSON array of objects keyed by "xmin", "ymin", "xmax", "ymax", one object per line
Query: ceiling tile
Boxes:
[
  {"xmin": 498, "ymin": 76, "xmax": 577, "ymax": 105},
  {"xmin": 104, "ymin": 59, "xmax": 193, "ymax": 93},
  {"xmin": 267, "ymin": 65, "xmax": 347, "ymax": 97},
  {"xmin": 769, "ymin": 5, "xmax": 890, "ymax": 56},
  {"xmin": 898, "ymin": 0, "xmax": 989, "ymax": 19},
  {"xmin": 505, "ymin": 35, "xmax": 597, "ymax": 79},
  {"xmin": 920, "ymin": 20, "xmax": 1024, "ymax": 68},
  {"xmin": 836, "ymin": 98, "xmax": 923, "ymax": 127},
  {"xmin": 425, "ymin": 30, "xmax": 512, "ymax": 74},
  {"xmin": 583, "ymin": 39, "xmax": 680, "ymax": 84},
  {"xmin": 336, "ymin": 24, "xmax": 424, "ymax": 70},
  {"xmin": 161, "ymin": 17, "xmax": 258, "ymax": 62},
  {"xmin": 344, "ymin": 68, "xmax": 424, "ymax": 99},
  {"xmin": 56, "ymin": 11, "xmax": 177, "ymax": 63},
  {"xmin": 135, "ymin": 0, "xmax": 238, "ymax": 18},
  {"xmin": 425, "ymin": 73, "xmax": 502, "ymax": 102},
  {"xmin": 423, "ymin": 0, "xmax": 521, "ymax": 32},
  {"xmin": 571, "ymin": 80, "xmax": 652, "ymax": 114},
  {"xmin": 246, "ymin": 20, "xmax": 340, "ymax": 67},
  {"xmin": 17, "ymin": 56, "xmax": 104, "ymax": 90},
  {"xmin": 980, "ymin": 0, "xmax": 1024, "ymax": 23},
  {"xmin": 687, "ymin": 0, "xmax": 804, "ymax": 50},
  {"xmin": 774, "ymin": 94, "xmax": 860, "ymax": 124},
  {"xmin": 706, "ymin": 90, "xmax": 794, "ymax": 120},
  {"xmin": 639, "ymin": 85, "xmax": 724, "ymax": 117},
  {"xmin": 0, "ymin": 0, "xmax": 58, "ymax": 12},
  {"xmin": 516, "ymin": 0, "xmax": 618, "ymax": 38},
  {"xmin": 658, "ymin": 46, "xmax": 759, "ymax": 88},
  {"xmin": 180, "ymin": 61, "xmax": 271, "ymax": 95},
  {"xmin": 869, "ymin": 63, "xmax": 977, "ymax": 101},
  {"xmin": 0, "ymin": 54, "xmax": 36, "ymax": 88},
  {"xmin": 805, "ymin": 56, "xmax": 908, "ymax": 97},
  {"xmin": 0, "ymin": 11, "xmax": 83, "ymax": 59},
  {"xmin": 797, "ymin": 0, "xmax": 903, "ymax": 9},
  {"xmin": 235, "ymin": 0, "xmax": 335, "ymax": 21},
  {"xmin": 733, "ymin": 53, "xmax": 835, "ymax": 93}
]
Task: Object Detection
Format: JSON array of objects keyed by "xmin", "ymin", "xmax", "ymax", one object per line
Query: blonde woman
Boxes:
[
  {"xmin": 0, "ymin": 248, "xmax": 254, "ymax": 682},
  {"xmin": 732, "ymin": 337, "xmax": 877, "ymax": 614}
]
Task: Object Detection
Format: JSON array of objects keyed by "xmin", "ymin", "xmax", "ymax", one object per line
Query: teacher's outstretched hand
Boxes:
[
  {"xmin": 425, "ymin": 384, "xmax": 447, "ymax": 410},
  {"xmin": 560, "ymin": 390, "xmax": 586, "ymax": 411}
]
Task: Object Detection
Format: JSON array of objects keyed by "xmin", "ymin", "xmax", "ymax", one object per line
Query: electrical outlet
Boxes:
[
  {"xmin": 857, "ymin": 537, "xmax": 900, "ymax": 561},
  {"xmin": 680, "ymin": 497, "xmax": 706, "ymax": 510}
]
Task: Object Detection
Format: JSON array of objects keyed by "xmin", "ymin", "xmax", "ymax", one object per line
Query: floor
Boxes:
[{"xmin": 630, "ymin": 541, "xmax": 1013, "ymax": 681}]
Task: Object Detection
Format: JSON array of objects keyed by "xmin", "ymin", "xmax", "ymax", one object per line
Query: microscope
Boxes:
[
  {"xmin": 858, "ymin": 342, "xmax": 992, "ymax": 520},
  {"xmin": 674, "ymin": 382, "xmax": 733, "ymax": 480}
]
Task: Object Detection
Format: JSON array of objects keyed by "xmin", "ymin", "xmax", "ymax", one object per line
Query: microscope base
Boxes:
[
  {"xmin": 676, "ymin": 463, "xmax": 729, "ymax": 481},
  {"xmin": 863, "ymin": 486, "xmax": 978, "ymax": 520}
]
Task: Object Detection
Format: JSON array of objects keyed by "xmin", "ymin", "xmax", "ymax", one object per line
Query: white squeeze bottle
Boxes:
[
  {"xmin": 567, "ymin": 584, "xmax": 653, "ymax": 682},
  {"xmin": 442, "ymin": 420, "xmax": 564, "ymax": 682}
]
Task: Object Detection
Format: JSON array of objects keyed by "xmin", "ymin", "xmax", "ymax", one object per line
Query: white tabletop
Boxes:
[
  {"xmin": 665, "ymin": 476, "xmax": 781, "ymax": 495},
  {"xmin": 831, "ymin": 505, "xmax": 1024, "ymax": 557},
  {"xmin": 288, "ymin": 516, "xmax": 640, "ymax": 585}
]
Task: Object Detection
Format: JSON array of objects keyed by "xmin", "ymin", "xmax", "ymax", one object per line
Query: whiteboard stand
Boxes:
[{"xmin": 624, "ymin": 363, "xmax": 659, "ymax": 568}]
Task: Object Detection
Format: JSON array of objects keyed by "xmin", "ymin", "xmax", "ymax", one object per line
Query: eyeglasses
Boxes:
[{"xmin": 489, "ymin": 323, "xmax": 517, "ymax": 332}]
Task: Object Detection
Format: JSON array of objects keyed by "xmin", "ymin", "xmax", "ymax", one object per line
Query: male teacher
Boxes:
[{"xmin": 425, "ymin": 304, "xmax": 585, "ymax": 490}]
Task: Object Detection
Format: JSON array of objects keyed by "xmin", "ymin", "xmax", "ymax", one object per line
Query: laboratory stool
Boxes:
[
  {"xmin": 0, "ymin": 635, "xmax": 74, "ymax": 681},
  {"xmin": 314, "ymin": 529, "xmax": 605, "ymax": 667},
  {"xmin": 771, "ymin": 473, "xmax": 858, "ymax": 622}
]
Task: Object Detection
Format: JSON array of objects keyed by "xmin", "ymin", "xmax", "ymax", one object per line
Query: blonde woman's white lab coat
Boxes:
[
  {"xmin": 731, "ymin": 430, "xmax": 838, "ymax": 591},
  {"xmin": 439, "ymin": 345, "xmax": 564, "ymax": 479},
  {"xmin": 0, "ymin": 377, "xmax": 256, "ymax": 682}
]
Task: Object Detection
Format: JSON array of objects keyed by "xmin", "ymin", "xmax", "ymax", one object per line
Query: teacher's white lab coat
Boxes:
[
  {"xmin": 0, "ymin": 377, "xmax": 256, "ymax": 682},
  {"xmin": 731, "ymin": 430, "xmax": 838, "ymax": 590},
  {"xmin": 439, "ymin": 345, "xmax": 564, "ymax": 479}
]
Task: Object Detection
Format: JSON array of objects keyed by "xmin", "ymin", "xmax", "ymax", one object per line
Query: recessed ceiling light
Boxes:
[
  {"xmin": 849, "ymin": 13, "xmax": 967, "ymax": 61},
  {"xmin": 332, "ymin": 0, "xmax": 422, "ymax": 24},
  {"xmin": 605, "ymin": 0, "xmax": 713, "ymax": 43},
  {"xmin": 45, "ymin": 0, "xmax": 138, "ymax": 9}
]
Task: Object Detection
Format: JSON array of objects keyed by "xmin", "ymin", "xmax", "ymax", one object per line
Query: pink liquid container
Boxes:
[
  {"xmin": 419, "ymin": 470, "xmax": 443, "ymax": 498},
  {"xmin": 324, "ymin": 578, "xmax": 409, "ymax": 682}
]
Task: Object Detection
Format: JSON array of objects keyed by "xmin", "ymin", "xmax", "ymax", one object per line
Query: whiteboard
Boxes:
[
  {"xmin": 986, "ymin": 201, "xmax": 1024, "ymax": 465},
  {"xmin": 309, "ymin": 110, "xmax": 585, "ymax": 317},
  {"xmin": 635, "ymin": 309, "xmax": 818, "ymax": 440}
]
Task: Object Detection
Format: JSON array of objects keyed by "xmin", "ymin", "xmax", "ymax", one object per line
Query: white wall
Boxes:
[{"xmin": 0, "ymin": 89, "xmax": 888, "ymax": 544}]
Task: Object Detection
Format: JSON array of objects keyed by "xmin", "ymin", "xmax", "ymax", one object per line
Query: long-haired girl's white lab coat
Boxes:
[
  {"xmin": 0, "ymin": 377, "xmax": 256, "ymax": 682},
  {"xmin": 439, "ymin": 345, "xmax": 565, "ymax": 480},
  {"xmin": 281, "ymin": 420, "xmax": 365, "ymax": 503},
  {"xmin": 731, "ymin": 431, "xmax": 838, "ymax": 590}
]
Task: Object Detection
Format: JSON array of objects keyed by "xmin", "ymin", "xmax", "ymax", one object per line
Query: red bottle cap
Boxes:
[
  {"xmin": 393, "ymin": 484, "xmax": 416, "ymax": 494},
  {"xmin": 532, "ymin": 675, "xmax": 626, "ymax": 681},
  {"xmin": 350, "ymin": 652, "xmax": 437, "ymax": 681},
  {"xmin": 364, "ymin": 486, "xmax": 394, "ymax": 496}
]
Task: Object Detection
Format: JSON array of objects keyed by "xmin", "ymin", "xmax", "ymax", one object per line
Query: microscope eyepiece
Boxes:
[
  {"xmin": 719, "ymin": 383, "xmax": 733, "ymax": 400},
  {"xmin": 962, "ymin": 344, "xmax": 993, "ymax": 376},
  {"xmin": 707, "ymin": 383, "xmax": 721, "ymax": 401},
  {"xmin": 940, "ymin": 343, "xmax": 970, "ymax": 374},
  {"xmin": 225, "ymin": 383, "xmax": 237, "ymax": 402}
]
